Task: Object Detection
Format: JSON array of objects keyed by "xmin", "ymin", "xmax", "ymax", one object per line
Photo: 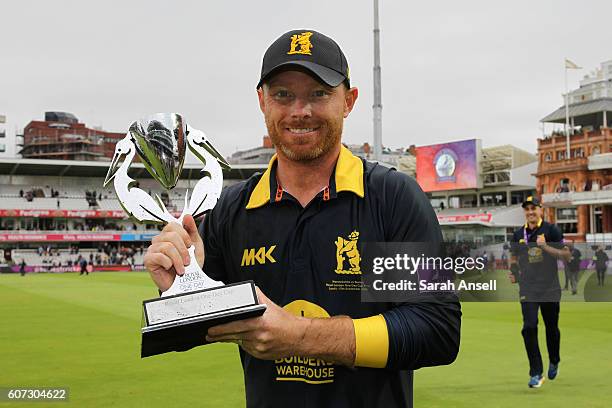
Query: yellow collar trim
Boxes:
[
  {"xmin": 525, "ymin": 218, "xmax": 543, "ymax": 229},
  {"xmin": 335, "ymin": 145, "xmax": 364, "ymax": 197},
  {"xmin": 245, "ymin": 146, "xmax": 364, "ymax": 210},
  {"xmin": 246, "ymin": 154, "xmax": 276, "ymax": 210}
]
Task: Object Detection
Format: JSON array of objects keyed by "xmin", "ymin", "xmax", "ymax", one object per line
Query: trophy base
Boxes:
[{"xmin": 141, "ymin": 280, "xmax": 266, "ymax": 358}]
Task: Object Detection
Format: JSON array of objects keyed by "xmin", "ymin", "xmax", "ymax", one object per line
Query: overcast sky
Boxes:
[{"xmin": 1, "ymin": 0, "xmax": 610, "ymax": 161}]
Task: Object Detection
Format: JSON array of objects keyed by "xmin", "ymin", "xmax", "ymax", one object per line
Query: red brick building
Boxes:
[
  {"xmin": 538, "ymin": 94, "xmax": 612, "ymax": 241},
  {"xmin": 537, "ymin": 128, "xmax": 612, "ymax": 241},
  {"xmin": 20, "ymin": 112, "xmax": 124, "ymax": 161}
]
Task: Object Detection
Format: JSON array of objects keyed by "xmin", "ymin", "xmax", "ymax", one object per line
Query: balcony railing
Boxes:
[
  {"xmin": 588, "ymin": 153, "xmax": 612, "ymax": 170},
  {"xmin": 538, "ymin": 156, "xmax": 589, "ymax": 172},
  {"xmin": 542, "ymin": 189, "xmax": 612, "ymax": 206},
  {"xmin": 538, "ymin": 128, "xmax": 611, "ymax": 146}
]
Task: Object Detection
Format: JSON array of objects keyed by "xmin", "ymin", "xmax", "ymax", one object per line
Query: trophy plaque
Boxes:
[{"xmin": 104, "ymin": 113, "xmax": 266, "ymax": 358}]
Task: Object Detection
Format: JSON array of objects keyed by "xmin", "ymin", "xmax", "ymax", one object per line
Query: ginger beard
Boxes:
[{"xmin": 265, "ymin": 110, "xmax": 344, "ymax": 162}]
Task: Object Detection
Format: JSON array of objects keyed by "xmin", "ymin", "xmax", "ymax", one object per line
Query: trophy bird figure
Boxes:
[
  {"xmin": 180, "ymin": 126, "xmax": 231, "ymax": 221},
  {"xmin": 104, "ymin": 134, "xmax": 176, "ymax": 224}
]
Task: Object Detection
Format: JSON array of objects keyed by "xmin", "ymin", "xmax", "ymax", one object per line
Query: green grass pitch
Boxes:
[{"xmin": 1, "ymin": 272, "xmax": 610, "ymax": 407}]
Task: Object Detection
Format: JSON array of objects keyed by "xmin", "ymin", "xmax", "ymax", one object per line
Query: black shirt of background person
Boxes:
[
  {"xmin": 511, "ymin": 221, "xmax": 564, "ymax": 301},
  {"xmin": 567, "ymin": 247, "xmax": 581, "ymax": 272},
  {"xmin": 594, "ymin": 249, "xmax": 609, "ymax": 270}
]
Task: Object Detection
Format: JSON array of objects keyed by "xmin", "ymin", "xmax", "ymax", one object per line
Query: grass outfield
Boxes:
[{"xmin": 0, "ymin": 272, "xmax": 610, "ymax": 407}]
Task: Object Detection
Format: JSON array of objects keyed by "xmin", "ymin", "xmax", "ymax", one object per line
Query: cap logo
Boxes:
[
  {"xmin": 287, "ymin": 32, "xmax": 313, "ymax": 55},
  {"xmin": 526, "ymin": 196, "xmax": 533, "ymax": 201}
]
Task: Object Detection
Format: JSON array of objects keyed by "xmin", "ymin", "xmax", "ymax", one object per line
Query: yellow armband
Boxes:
[{"xmin": 352, "ymin": 314, "xmax": 389, "ymax": 368}]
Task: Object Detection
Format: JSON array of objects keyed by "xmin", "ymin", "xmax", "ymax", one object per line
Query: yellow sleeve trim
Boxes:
[{"xmin": 352, "ymin": 314, "xmax": 389, "ymax": 368}]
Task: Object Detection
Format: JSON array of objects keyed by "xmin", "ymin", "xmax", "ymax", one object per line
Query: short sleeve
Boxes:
[{"xmin": 548, "ymin": 224, "xmax": 564, "ymax": 248}]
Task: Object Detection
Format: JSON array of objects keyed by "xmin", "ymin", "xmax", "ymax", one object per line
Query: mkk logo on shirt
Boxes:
[{"xmin": 241, "ymin": 246, "xmax": 277, "ymax": 267}]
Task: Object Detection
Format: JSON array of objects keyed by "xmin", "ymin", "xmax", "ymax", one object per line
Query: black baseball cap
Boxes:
[
  {"xmin": 522, "ymin": 196, "xmax": 542, "ymax": 208},
  {"xmin": 257, "ymin": 29, "xmax": 350, "ymax": 89}
]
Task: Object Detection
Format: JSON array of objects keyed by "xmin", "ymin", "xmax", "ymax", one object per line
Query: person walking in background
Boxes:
[
  {"xmin": 509, "ymin": 196, "xmax": 571, "ymax": 388},
  {"xmin": 565, "ymin": 241, "xmax": 581, "ymax": 295},
  {"xmin": 19, "ymin": 259, "xmax": 26, "ymax": 276},
  {"xmin": 79, "ymin": 258, "xmax": 88, "ymax": 276},
  {"xmin": 501, "ymin": 247, "xmax": 509, "ymax": 270},
  {"xmin": 563, "ymin": 259, "xmax": 571, "ymax": 291},
  {"xmin": 593, "ymin": 246, "xmax": 609, "ymax": 286}
]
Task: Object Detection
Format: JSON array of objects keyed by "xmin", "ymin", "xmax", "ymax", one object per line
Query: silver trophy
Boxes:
[{"xmin": 104, "ymin": 113, "xmax": 266, "ymax": 357}]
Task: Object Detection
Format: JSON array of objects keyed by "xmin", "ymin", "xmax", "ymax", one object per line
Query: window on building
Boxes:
[
  {"xmin": 429, "ymin": 198, "xmax": 447, "ymax": 210},
  {"xmin": 448, "ymin": 196, "xmax": 461, "ymax": 209},
  {"xmin": 480, "ymin": 192, "xmax": 507, "ymax": 207},
  {"xmin": 594, "ymin": 206, "xmax": 603, "ymax": 234},
  {"xmin": 497, "ymin": 172, "xmax": 510, "ymax": 182},
  {"xmin": 592, "ymin": 146, "xmax": 600, "ymax": 155},
  {"xmin": 511, "ymin": 190, "xmax": 534, "ymax": 205},
  {"xmin": 0, "ymin": 130, "xmax": 5, "ymax": 138},
  {"xmin": 558, "ymin": 178, "xmax": 570, "ymax": 193},
  {"xmin": 484, "ymin": 172, "xmax": 510, "ymax": 185},
  {"xmin": 545, "ymin": 152, "xmax": 552, "ymax": 162},
  {"xmin": 484, "ymin": 174, "xmax": 495, "ymax": 184},
  {"xmin": 0, "ymin": 144, "xmax": 5, "ymax": 152},
  {"xmin": 460, "ymin": 195, "xmax": 477, "ymax": 208},
  {"xmin": 572, "ymin": 147, "xmax": 584, "ymax": 158},
  {"xmin": 556, "ymin": 207, "xmax": 578, "ymax": 234},
  {"xmin": 556, "ymin": 150, "xmax": 565, "ymax": 160}
]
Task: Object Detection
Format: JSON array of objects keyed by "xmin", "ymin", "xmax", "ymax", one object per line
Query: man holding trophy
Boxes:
[{"xmin": 143, "ymin": 30, "xmax": 461, "ymax": 408}]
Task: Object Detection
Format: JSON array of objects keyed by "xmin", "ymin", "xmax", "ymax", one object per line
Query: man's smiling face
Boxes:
[
  {"xmin": 258, "ymin": 69, "xmax": 357, "ymax": 162},
  {"xmin": 523, "ymin": 203, "xmax": 542, "ymax": 225}
]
